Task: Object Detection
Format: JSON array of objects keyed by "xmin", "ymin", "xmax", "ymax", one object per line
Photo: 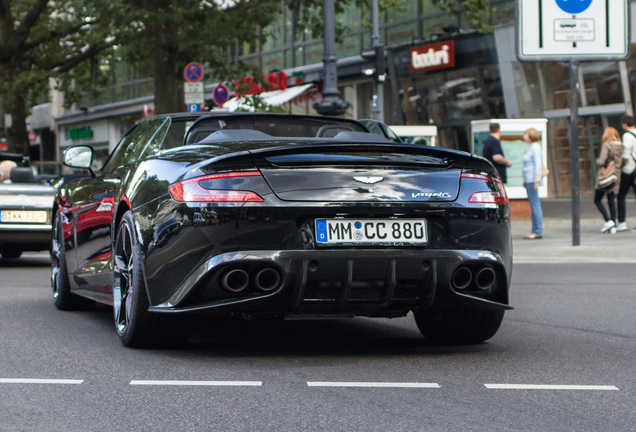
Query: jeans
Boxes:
[
  {"xmin": 594, "ymin": 190, "xmax": 617, "ymax": 222},
  {"xmin": 525, "ymin": 182, "xmax": 543, "ymax": 236},
  {"xmin": 617, "ymin": 170, "xmax": 636, "ymax": 223}
]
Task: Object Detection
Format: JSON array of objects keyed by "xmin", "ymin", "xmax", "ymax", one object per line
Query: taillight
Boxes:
[
  {"xmin": 468, "ymin": 191, "xmax": 509, "ymax": 204},
  {"xmin": 461, "ymin": 173, "xmax": 509, "ymax": 204},
  {"xmin": 169, "ymin": 171, "xmax": 264, "ymax": 203}
]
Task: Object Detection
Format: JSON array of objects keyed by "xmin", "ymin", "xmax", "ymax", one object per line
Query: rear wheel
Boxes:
[
  {"xmin": 0, "ymin": 250, "xmax": 22, "ymax": 259},
  {"xmin": 51, "ymin": 212, "xmax": 94, "ymax": 310},
  {"xmin": 113, "ymin": 211, "xmax": 187, "ymax": 348},
  {"xmin": 413, "ymin": 307, "xmax": 504, "ymax": 345}
]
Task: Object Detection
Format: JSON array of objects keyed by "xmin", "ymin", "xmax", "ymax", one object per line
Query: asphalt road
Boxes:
[{"xmin": 1, "ymin": 253, "xmax": 635, "ymax": 431}]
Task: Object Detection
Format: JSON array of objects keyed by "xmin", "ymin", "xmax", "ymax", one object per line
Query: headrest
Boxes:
[{"xmin": 9, "ymin": 167, "xmax": 36, "ymax": 183}]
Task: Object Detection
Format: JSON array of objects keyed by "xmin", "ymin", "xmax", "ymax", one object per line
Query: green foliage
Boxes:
[
  {"xmin": 118, "ymin": 0, "xmax": 280, "ymax": 81},
  {"xmin": 431, "ymin": 0, "xmax": 494, "ymax": 33},
  {"xmin": 0, "ymin": 0, "xmax": 124, "ymax": 152},
  {"xmin": 289, "ymin": 0, "xmax": 406, "ymax": 40}
]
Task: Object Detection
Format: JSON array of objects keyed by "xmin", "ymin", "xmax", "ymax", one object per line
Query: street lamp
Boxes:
[
  {"xmin": 312, "ymin": 0, "xmax": 350, "ymax": 116},
  {"xmin": 360, "ymin": 0, "xmax": 385, "ymax": 121}
]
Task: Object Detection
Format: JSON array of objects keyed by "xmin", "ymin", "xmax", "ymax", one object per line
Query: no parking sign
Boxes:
[
  {"xmin": 213, "ymin": 83, "xmax": 230, "ymax": 107},
  {"xmin": 184, "ymin": 62, "xmax": 204, "ymax": 82}
]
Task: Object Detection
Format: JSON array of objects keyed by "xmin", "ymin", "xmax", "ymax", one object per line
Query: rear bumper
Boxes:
[
  {"xmin": 148, "ymin": 249, "xmax": 512, "ymax": 316},
  {"xmin": 0, "ymin": 224, "xmax": 52, "ymax": 251}
]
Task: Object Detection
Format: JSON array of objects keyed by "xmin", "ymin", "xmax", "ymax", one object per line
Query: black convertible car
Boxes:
[{"xmin": 51, "ymin": 113, "xmax": 512, "ymax": 348}]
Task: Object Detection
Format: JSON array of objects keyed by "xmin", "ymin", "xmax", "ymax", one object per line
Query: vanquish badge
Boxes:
[{"xmin": 353, "ymin": 176, "xmax": 384, "ymax": 184}]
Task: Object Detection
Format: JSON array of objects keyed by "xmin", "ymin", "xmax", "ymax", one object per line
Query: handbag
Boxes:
[
  {"xmin": 541, "ymin": 166, "xmax": 549, "ymax": 178},
  {"xmin": 596, "ymin": 160, "xmax": 617, "ymax": 190}
]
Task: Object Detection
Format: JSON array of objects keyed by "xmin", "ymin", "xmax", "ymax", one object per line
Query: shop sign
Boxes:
[
  {"xmin": 410, "ymin": 41, "xmax": 455, "ymax": 74},
  {"xmin": 69, "ymin": 126, "xmax": 93, "ymax": 140}
]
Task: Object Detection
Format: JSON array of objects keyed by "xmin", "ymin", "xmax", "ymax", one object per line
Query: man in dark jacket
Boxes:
[{"xmin": 482, "ymin": 123, "xmax": 512, "ymax": 183}]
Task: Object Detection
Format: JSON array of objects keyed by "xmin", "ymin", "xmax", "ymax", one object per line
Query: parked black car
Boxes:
[{"xmin": 51, "ymin": 113, "xmax": 512, "ymax": 347}]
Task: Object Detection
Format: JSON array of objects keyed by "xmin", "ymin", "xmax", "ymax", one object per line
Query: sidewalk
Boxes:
[{"xmin": 512, "ymin": 198, "xmax": 636, "ymax": 263}]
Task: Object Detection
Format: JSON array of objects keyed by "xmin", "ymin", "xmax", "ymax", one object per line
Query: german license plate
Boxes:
[
  {"xmin": 0, "ymin": 210, "xmax": 47, "ymax": 223},
  {"xmin": 315, "ymin": 219, "xmax": 428, "ymax": 244}
]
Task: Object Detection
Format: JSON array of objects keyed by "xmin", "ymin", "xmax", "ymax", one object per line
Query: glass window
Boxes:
[
  {"xmin": 102, "ymin": 118, "xmax": 165, "ymax": 171},
  {"xmin": 580, "ymin": 62, "xmax": 623, "ymax": 106}
]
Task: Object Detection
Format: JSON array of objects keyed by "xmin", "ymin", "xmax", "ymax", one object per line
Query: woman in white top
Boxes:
[
  {"xmin": 616, "ymin": 115, "xmax": 636, "ymax": 231},
  {"xmin": 522, "ymin": 128, "xmax": 544, "ymax": 239}
]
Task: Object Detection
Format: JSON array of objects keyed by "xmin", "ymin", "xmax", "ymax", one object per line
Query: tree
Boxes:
[
  {"xmin": 431, "ymin": 0, "xmax": 494, "ymax": 33},
  {"xmin": 0, "ymin": 0, "xmax": 121, "ymax": 155},
  {"xmin": 116, "ymin": 0, "xmax": 410, "ymax": 115},
  {"xmin": 118, "ymin": 0, "xmax": 280, "ymax": 115}
]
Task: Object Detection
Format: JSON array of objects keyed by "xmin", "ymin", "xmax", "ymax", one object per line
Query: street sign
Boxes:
[
  {"xmin": 184, "ymin": 62, "xmax": 204, "ymax": 82},
  {"xmin": 185, "ymin": 92, "xmax": 204, "ymax": 105},
  {"xmin": 188, "ymin": 104, "xmax": 201, "ymax": 112},
  {"xmin": 517, "ymin": 0, "xmax": 630, "ymax": 61},
  {"xmin": 185, "ymin": 82, "xmax": 203, "ymax": 93},
  {"xmin": 213, "ymin": 83, "xmax": 229, "ymax": 107},
  {"xmin": 185, "ymin": 81, "xmax": 204, "ymax": 106}
]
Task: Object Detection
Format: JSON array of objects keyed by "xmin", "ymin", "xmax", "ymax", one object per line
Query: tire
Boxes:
[
  {"xmin": 51, "ymin": 212, "xmax": 94, "ymax": 310},
  {"xmin": 0, "ymin": 250, "xmax": 22, "ymax": 259},
  {"xmin": 113, "ymin": 211, "xmax": 188, "ymax": 348},
  {"xmin": 413, "ymin": 306, "xmax": 505, "ymax": 345}
]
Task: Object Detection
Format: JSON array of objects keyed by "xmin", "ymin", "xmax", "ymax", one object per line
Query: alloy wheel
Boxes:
[
  {"xmin": 113, "ymin": 221, "xmax": 135, "ymax": 335},
  {"xmin": 50, "ymin": 214, "xmax": 62, "ymax": 299}
]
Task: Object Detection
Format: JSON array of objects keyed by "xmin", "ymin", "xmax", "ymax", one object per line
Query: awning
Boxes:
[{"xmin": 223, "ymin": 83, "xmax": 313, "ymax": 112}]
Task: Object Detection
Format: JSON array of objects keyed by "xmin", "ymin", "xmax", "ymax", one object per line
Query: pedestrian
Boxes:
[
  {"xmin": 616, "ymin": 115, "xmax": 636, "ymax": 231},
  {"xmin": 522, "ymin": 127, "xmax": 543, "ymax": 239},
  {"xmin": 0, "ymin": 160, "xmax": 17, "ymax": 183},
  {"xmin": 594, "ymin": 127, "xmax": 623, "ymax": 234},
  {"xmin": 482, "ymin": 122, "xmax": 512, "ymax": 183}
]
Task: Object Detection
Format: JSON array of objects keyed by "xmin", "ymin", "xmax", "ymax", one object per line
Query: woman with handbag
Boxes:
[
  {"xmin": 522, "ymin": 128, "xmax": 545, "ymax": 239},
  {"xmin": 595, "ymin": 127, "xmax": 623, "ymax": 234}
]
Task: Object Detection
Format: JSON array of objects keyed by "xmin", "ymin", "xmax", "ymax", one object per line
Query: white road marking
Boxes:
[
  {"xmin": 307, "ymin": 382, "xmax": 440, "ymax": 388},
  {"xmin": 485, "ymin": 384, "xmax": 619, "ymax": 390},
  {"xmin": 129, "ymin": 380, "xmax": 262, "ymax": 386},
  {"xmin": 0, "ymin": 379, "xmax": 83, "ymax": 384}
]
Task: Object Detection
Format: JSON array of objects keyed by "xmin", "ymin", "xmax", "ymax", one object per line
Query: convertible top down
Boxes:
[{"xmin": 51, "ymin": 113, "xmax": 512, "ymax": 348}]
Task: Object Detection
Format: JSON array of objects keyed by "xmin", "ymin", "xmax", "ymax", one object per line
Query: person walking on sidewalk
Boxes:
[
  {"xmin": 522, "ymin": 128, "xmax": 544, "ymax": 239},
  {"xmin": 482, "ymin": 122, "xmax": 512, "ymax": 183},
  {"xmin": 594, "ymin": 127, "xmax": 623, "ymax": 234},
  {"xmin": 616, "ymin": 115, "xmax": 636, "ymax": 231}
]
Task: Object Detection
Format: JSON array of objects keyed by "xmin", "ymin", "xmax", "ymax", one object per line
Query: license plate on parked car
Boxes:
[
  {"xmin": 315, "ymin": 219, "xmax": 428, "ymax": 245},
  {"xmin": 0, "ymin": 210, "xmax": 47, "ymax": 223}
]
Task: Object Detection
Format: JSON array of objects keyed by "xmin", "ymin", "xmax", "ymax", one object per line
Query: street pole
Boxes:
[
  {"xmin": 313, "ymin": 0, "xmax": 350, "ymax": 116},
  {"xmin": 569, "ymin": 61, "xmax": 581, "ymax": 246},
  {"xmin": 371, "ymin": 0, "xmax": 383, "ymax": 121}
]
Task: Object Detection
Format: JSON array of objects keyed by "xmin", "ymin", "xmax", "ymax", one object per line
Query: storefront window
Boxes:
[
  {"xmin": 580, "ymin": 62, "xmax": 623, "ymax": 106},
  {"xmin": 392, "ymin": 34, "xmax": 505, "ymax": 151},
  {"xmin": 626, "ymin": 45, "xmax": 636, "ymax": 115}
]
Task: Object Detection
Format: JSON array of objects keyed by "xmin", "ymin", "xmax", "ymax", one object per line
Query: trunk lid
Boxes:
[{"xmin": 251, "ymin": 143, "xmax": 466, "ymax": 202}]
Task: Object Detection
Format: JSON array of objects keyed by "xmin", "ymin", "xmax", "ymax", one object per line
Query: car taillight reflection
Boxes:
[{"xmin": 169, "ymin": 171, "xmax": 264, "ymax": 203}]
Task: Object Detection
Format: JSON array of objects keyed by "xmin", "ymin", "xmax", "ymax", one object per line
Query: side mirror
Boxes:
[{"xmin": 64, "ymin": 145, "xmax": 93, "ymax": 169}]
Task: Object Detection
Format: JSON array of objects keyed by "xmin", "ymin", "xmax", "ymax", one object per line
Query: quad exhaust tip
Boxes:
[
  {"xmin": 220, "ymin": 269, "xmax": 249, "ymax": 293},
  {"xmin": 219, "ymin": 267, "xmax": 282, "ymax": 294},
  {"xmin": 254, "ymin": 268, "xmax": 281, "ymax": 292},
  {"xmin": 451, "ymin": 265, "xmax": 496, "ymax": 292}
]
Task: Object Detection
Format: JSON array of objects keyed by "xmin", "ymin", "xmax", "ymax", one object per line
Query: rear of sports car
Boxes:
[{"xmin": 136, "ymin": 139, "xmax": 512, "ymax": 345}]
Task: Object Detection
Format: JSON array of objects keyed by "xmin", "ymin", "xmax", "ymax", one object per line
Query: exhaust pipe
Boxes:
[
  {"xmin": 220, "ymin": 269, "xmax": 249, "ymax": 293},
  {"xmin": 475, "ymin": 266, "xmax": 496, "ymax": 291},
  {"xmin": 451, "ymin": 266, "xmax": 472, "ymax": 291},
  {"xmin": 253, "ymin": 268, "xmax": 281, "ymax": 292}
]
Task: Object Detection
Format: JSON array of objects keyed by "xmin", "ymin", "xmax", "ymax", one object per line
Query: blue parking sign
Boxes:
[
  {"xmin": 188, "ymin": 104, "xmax": 201, "ymax": 112},
  {"xmin": 554, "ymin": 0, "xmax": 593, "ymax": 14}
]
